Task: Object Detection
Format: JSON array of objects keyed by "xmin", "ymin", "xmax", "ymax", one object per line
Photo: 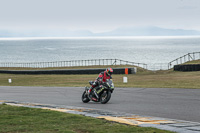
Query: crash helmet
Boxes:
[{"xmin": 106, "ymin": 68, "xmax": 113, "ymax": 76}]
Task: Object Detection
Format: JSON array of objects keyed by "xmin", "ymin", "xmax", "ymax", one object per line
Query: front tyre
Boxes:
[
  {"xmin": 100, "ymin": 90, "xmax": 111, "ymax": 104},
  {"xmin": 82, "ymin": 91, "xmax": 90, "ymax": 103}
]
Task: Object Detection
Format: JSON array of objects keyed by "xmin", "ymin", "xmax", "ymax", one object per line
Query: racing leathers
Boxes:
[{"xmin": 88, "ymin": 71, "xmax": 112, "ymax": 98}]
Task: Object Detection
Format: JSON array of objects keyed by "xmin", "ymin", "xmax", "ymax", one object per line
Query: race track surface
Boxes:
[{"xmin": 0, "ymin": 86, "xmax": 200, "ymax": 123}]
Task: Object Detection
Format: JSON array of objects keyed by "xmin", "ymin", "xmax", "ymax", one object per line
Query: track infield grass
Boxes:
[
  {"xmin": 0, "ymin": 70, "xmax": 200, "ymax": 89},
  {"xmin": 0, "ymin": 104, "xmax": 174, "ymax": 133}
]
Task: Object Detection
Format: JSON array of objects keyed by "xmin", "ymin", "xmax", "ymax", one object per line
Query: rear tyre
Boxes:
[
  {"xmin": 100, "ymin": 90, "xmax": 111, "ymax": 104},
  {"xmin": 82, "ymin": 91, "xmax": 90, "ymax": 103}
]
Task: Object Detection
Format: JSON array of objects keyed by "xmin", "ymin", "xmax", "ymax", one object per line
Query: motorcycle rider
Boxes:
[{"xmin": 88, "ymin": 68, "xmax": 113, "ymax": 99}]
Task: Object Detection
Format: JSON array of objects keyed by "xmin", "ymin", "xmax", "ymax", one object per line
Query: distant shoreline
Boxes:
[{"xmin": 1, "ymin": 35, "xmax": 200, "ymax": 40}]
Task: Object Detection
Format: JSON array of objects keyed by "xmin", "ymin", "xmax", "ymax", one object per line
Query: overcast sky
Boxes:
[{"xmin": 0, "ymin": 0, "xmax": 200, "ymax": 33}]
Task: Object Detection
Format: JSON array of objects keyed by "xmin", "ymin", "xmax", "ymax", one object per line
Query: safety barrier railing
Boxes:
[
  {"xmin": 0, "ymin": 59, "xmax": 148, "ymax": 69},
  {"xmin": 168, "ymin": 52, "xmax": 200, "ymax": 69}
]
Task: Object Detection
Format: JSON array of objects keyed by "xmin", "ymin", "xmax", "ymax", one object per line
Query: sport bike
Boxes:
[{"xmin": 82, "ymin": 79, "xmax": 114, "ymax": 104}]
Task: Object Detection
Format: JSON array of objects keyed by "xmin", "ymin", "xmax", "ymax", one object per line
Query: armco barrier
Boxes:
[
  {"xmin": 0, "ymin": 68, "xmax": 136, "ymax": 75},
  {"xmin": 174, "ymin": 64, "xmax": 200, "ymax": 71}
]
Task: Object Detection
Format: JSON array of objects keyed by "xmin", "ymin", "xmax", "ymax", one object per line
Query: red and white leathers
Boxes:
[{"xmin": 89, "ymin": 69, "xmax": 113, "ymax": 95}]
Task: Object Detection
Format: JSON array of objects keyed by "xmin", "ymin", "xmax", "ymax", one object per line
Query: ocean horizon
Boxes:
[
  {"xmin": 1, "ymin": 36, "xmax": 200, "ymax": 69},
  {"xmin": 1, "ymin": 35, "xmax": 200, "ymax": 40}
]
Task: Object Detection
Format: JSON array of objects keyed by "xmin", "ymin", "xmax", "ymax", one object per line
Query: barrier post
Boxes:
[
  {"xmin": 125, "ymin": 68, "xmax": 128, "ymax": 74},
  {"xmin": 123, "ymin": 77, "xmax": 128, "ymax": 83},
  {"xmin": 8, "ymin": 79, "xmax": 12, "ymax": 83}
]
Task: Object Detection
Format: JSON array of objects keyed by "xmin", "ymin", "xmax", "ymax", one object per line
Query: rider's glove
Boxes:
[{"xmin": 98, "ymin": 79, "xmax": 103, "ymax": 84}]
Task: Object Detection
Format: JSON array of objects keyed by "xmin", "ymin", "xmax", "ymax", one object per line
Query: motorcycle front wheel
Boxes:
[
  {"xmin": 100, "ymin": 90, "xmax": 111, "ymax": 104},
  {"xmin": 82, "ymin": 91, "xmax": 90, "ymax": 103}
]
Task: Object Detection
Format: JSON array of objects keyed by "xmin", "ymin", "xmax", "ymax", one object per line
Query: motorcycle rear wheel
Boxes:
[
  {"xmin": 82, "ymin": 91, "xmax": 90, "ymax": 103},
  {"xmin": 100, "ymin": 90, "xmax": 111, "ymax": 104}
]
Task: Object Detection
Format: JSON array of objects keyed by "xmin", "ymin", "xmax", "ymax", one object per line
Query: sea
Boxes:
[{"xmin": 0, "ymin": 36, "xmax": 200, "ymax": 70}]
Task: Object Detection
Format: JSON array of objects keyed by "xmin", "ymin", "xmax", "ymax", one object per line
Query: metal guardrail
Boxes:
[
  {"xmin": 3, "ymin": 51, "xmax": 199, "ymax": 71},
  {"xmin": 168, "ymin": 52, "xmax": 200, "ymax": 69},
  {"xmin": 0, "ymin": 59, "xmax": 147, "ymax": 69}
]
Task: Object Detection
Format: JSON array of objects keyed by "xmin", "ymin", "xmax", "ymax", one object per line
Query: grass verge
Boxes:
[
  {"xmin": 0, "ymin": 104, "xmax": 174, "ymax": 133},
  {"xmin": 0, "ymin": 70, "xmax": 200, "ymax": 89},
  {"xmin": 183, "ymin": 59, "xmax": 200, "ymax": 64},
  {"xmin": 0, "ymin": 64, "xmax": 200, "ymax": 89}
]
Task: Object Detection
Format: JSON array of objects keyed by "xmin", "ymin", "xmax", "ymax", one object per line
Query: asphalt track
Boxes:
[{"xmin": 0, "ymin": 86, "xmax": 200, "ymax": 123}]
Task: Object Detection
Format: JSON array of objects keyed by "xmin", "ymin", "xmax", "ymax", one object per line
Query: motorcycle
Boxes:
[{"xmin": 82, "ymin": 79, "xmax": 114, "ymax": 104}]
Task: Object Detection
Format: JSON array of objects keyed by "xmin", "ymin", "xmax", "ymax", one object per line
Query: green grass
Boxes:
[
  {"xmin": 0, "ymin": 104, "xmax": 174, "ymax": 133},
  {"xmin": 183, "ymin": 59, "xmax": 200, "ymax": 64},
  {"xmin": 0, "ymin": 70, "xmax": 200, "ymax": 89},
  {"xmin": 0, "ymin": 63, "xmax": 200, "ymax": 89}
]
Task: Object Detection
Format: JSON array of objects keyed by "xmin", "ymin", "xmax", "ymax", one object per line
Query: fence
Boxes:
[
  {"xmin": 168, "ymin": 52, "xmax": 200, "ymax": 69},
  {"xmin": 0, "ymin": 59, "xmax": 147, "ymax": 69},
  {"xmin": 3, "ymin": 52, "xmax": 199, "ymax": 70}
]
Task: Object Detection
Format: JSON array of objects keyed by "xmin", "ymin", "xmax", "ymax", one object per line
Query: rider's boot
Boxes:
[
  {"xmin": 88, "ymin": 87, "xmax": 93, "ymax": 98},
  {"xmin": 88, "ymin": 87, "xmax": 98, "ymax": 101}
]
